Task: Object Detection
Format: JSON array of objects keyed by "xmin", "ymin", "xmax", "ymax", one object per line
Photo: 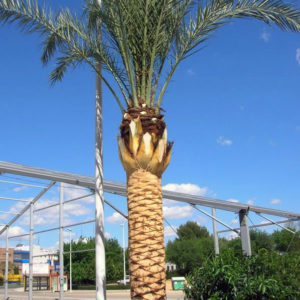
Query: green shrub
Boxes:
[
  {"xmin": 184, "ymin": 249, "xmax": 300, "ymax": 300},
  {"xmin": 107, "ymin": 284, "xmax": 130, "ymax": 290}
]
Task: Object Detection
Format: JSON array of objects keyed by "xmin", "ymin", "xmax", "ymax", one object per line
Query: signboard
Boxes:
[
  {"xmin": 51, "ymin": 275, "xmax": 68, "ymax": 292},
  {"xmin": 22, "ymin": 263, "xmax": 50, "ymax": 275},
  {"xmin": 171, "ymin": 277, "xmax": 185, "ymax": 290}
]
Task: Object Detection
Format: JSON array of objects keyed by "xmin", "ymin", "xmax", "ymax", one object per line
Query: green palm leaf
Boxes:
[{"xmin": 0, "ymin": 0, "xmax": 300, "ymax": 113}]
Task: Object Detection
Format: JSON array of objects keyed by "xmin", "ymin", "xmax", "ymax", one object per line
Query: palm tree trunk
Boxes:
[
  {"xmin": 118, "ymin": 110, "xmax": 172, "ymax": 299},
  {"xmin": 127, "ymin": 169, "xmax": 166, "ymax": 300}
]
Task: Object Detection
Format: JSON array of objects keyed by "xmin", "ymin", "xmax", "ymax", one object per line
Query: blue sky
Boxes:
[{"xmin": 0, "ymin": 1, "xmax": 300, "ymax": 250}]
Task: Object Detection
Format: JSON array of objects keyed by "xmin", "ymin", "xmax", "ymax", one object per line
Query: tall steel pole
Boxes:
[
  {"xmin": 59, "ymin": 183, "xmax": 64, "ymax": 300},
  {"xmin": 121, "ymin": 223, "xmax": 126, "ymax": 285},
  {"xmin": 5, "ymin": 227, "xmax": 9, "ymax": 300},
  {"xmin": 211, "ymin": 208, "xmax": 220, "ymax": 255},
  {"xmin": 29, "ymin": 202, "xmax": 34, "ymax": 300},
  {"xmin": 95, "ymin": 1, "xmax": 106, "ymax": 299}
]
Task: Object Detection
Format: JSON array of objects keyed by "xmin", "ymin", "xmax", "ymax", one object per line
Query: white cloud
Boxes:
[
  {"xmin": 164, "ymin": 226, "xmax": 178, "ymax": 237},
  {"xmin": 5, "ymin": 184, "xmax": 95, "ymax": 228},
  {"xmin": 296, "ymin": 48, "xmax": 300, "ymax": 65},
  {"xmin": 247, "ymin": 199, "xmax": 255, "ymax": 205},
  {"xmin": 163, "ymin": 183, "xmax": 208, "ymax": 196},
  {"xmin": 270, "ymin": 198, "xmax": 281, "ymax": 205},
  {"xmin": 0, "ymin": 214, "xmax": 9, "ymax": 221},
  {"xmin": 217, "ymin": 136, "xmax": 232, "ymax": 146},
  {"xmin": 226, "ymin": 231, "xmax": 239, "ymax": 240},
  {"xmin": 0, "ymin": 226, "xmax": 28, "ymax": 240},
  {"xmin": 63, "ymin": 230, "xmax": 76, "ymax": 238},
  {"xmin": 231, "ymin": 219, "xmax": 238, "ymax": 225},
  {"xmin": 187, "ymin": 69, "xmax": 195, "ymax": 76},
  {"xmin": 13, "ymin": 186, "xmax": 28, "ymax": 193},
  {"xmin": 64, "ymin": 202, "xmax": 91, "ymax": 217},
  {"xmin": 105, "ymin": 232, "xmax": 111, "ymax": 239},
  {"xmin": 260, "ymin": 221, "xmax": 269, "ymax": 225},
  {"xmin": 163, "ymin": 198, "xmax": 178, "ymax": 206},
  {"xmin": 106, "ymin": 212, "xmax": 127, "ymax": 224},
  {"xmin": 261, "ymin": 29, "xmax": 270, "ymax": 42},
  {"xmin": 163, "ymin": 205, "xmax": 193, "ymax": 219},
  {"xmin": 227, "ymin": 198, "xmax": 239, "ymax": 203},
  {"xmin": 45, "ymin": 241, "xmax": 59, "ymax": 251},
  {"xmin": 63, "ymin": 184, "xmax": 94, "ymax": 204},
  {"xmin": 196, "ymin": 216, "xmax": 208, "ymax": 224}
]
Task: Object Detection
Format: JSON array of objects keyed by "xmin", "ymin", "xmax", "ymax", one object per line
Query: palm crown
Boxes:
[{"xmin": 1, "ymin": 0, "xmax": 300, "ymax": 114}]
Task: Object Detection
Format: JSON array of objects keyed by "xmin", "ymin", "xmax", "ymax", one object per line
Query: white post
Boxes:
[
  {"xmin": 67, "ymin": 228, "xmax": 72, "ymax": 293},
  {"xmin": 59, "ymin": 183, "xmax": 64, "ymax": 300},
  {"xmin": 121, "ymin": 223, "xmax": 126, "ymax": 285},
  {"xmin": 239, "ymin": 209, "xmax": 252, "ymax": 256},
  {"xmin": 95, "ymin": 0, "xmax": 106, "ymax": 298},
  {"xmin": 211, "ymin": 208, "xmax": 220, "ymax": 255},
  {"xmin": 5, "ymin": 227, "xmax": 9, "ymax": 300},
  {"xmin": 29, "ymin": 202, "xmax": 34, "ymax": 300}
]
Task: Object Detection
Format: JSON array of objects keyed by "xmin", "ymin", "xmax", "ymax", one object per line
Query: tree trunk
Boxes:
[
  {"xmin": 118, "ymin": 109, "xmax": 172, "ymax": 299},
  {"xmin": 127, "ymin": 169, "xmax": 166, "ymax": 300}
]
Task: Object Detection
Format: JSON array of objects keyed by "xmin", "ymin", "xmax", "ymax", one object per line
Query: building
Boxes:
[
  {"xmin": 165, "ymin": 262, "xmax": 177, "ymax": 272},
  {"xmin": 0, "ymin": 248, "xmax": 14, "ymax": 264},
  {"xmin": 14, "ymin": 244, "xmax": 58, "ymax": 265},
  {"xmin": 0, "ymin": 248, "xmax": 14, "ymax": 275}
]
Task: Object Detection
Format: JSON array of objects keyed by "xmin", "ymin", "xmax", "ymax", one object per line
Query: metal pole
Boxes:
[
  {"xmin": 121, "ymin": 223, "xmax": 126, "ymax": 285},
  {"xmin": 191, "ymin": 204, "xmax": 240, "ymax": 234},
  {"xmin": 256, "ymin": 213, "xmax": 296, "ymax": 234},
  {"xmin": 95, "ymin": 0, "xmax": 106, "ymax": 298},
  {"xmin": 66, "ymin": 228, "xmax": 72, "ymax": 293},
  {"xmin": 239, "ymin": 209, "xmax": 252, "ymax": 256},
  {"xmin": 211, "ymin": 208, "xmax": 219, "ymax": 255},
  {"xmin": 0, "ymin": 181, "xmax": 55, "ymax": 236},
  {"xmin": 29, "ymin": 202, "xmax": 34, "ymax": 300},
  {"xmin": 217, "ymin": 217, "xmax": 299, "ymax": 233},
  {"xmin": 5, "ymin": 227, "xmax": 9, "ymax": 300},
  {"xmin": 59, "ymin": 183, "xmax": 64, "ymax": 300}
]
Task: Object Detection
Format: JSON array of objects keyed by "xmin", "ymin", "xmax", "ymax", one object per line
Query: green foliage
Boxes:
[
  {"xmin": 64, "ymin": 236, "xmax": 125, "ymax": 284},
  {"xmin": 185, "ymin": 249, "xmax": 300, "ymax": 300},
  {"xmin": 106, "ymin": 284, "xmax": 130, "ymax": 290},
  {"xmin": 166, "ymin": 222, "xmax": 213, "ymax": 275},
  {"xmin": 177, "ymin": 221, "xmax": 210, "ymax": 240},
  {"xmin": 64, "ymin": 237, "xmax": 95, "ymax": 285},
  {"xmin": 272, "ymin": 228, "xmax": 300, "ymax": 253},
  {"xmin": 1, "ymin": 0, "xmax": 300, "ymax": 111},
  {"xmin": 226, "ymin": 230, "xmax": 273, "ymax": 255},
  {"xmin": 105, "ymin": 238, "xmax": 123, "ymax": 283}
]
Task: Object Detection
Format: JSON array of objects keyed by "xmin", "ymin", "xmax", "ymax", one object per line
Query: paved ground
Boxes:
[{"xmin": 0, "ymin": 289, "xmax": 184, "ymax": 300}]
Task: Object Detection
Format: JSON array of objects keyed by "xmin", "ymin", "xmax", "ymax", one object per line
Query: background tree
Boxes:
[
  {"xmin": 177, "ymin": 221, "xmax": 210, "ymax": 240},
  {"xmin": 226, "ymin": 230, "xmax": 273, "ymax": 255},
  {"xmin": 272, "ymin": 228, "xmax": 300, "ymax": 253},
  {"xmin": 1, "ymin": 0, "xmax": 300, "ymax": 299},
  {"xmin": 166, "ymin": 221, "xmax": 213, "ymax": 275},
  {"xmin": 64, "ymin": 237, "xmax": 124, "ymax": 285}
]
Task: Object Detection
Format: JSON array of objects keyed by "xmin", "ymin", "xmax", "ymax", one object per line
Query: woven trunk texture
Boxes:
[{"xmin": 127, "ymin": 169, "xmax": 166, "ymax": 300}]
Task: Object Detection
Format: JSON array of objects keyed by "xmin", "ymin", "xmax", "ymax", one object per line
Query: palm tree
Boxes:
[{"xmin": 1, "ymin": 0, "xmax": 300, "ymax": 299}]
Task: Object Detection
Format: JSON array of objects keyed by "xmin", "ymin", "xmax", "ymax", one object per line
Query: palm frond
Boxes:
[
  {"xmin": 155, "ymin": 0, "xmax": 300, "ymax": 108},
  {"xmin": 1, "ymin": 0, "xmax": 300, "ymax": 113}
]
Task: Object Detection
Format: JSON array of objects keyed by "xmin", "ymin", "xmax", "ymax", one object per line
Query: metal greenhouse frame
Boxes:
[{"xmin": 0, "ymin": 160, "xmax": 299, "ymax": 300}]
